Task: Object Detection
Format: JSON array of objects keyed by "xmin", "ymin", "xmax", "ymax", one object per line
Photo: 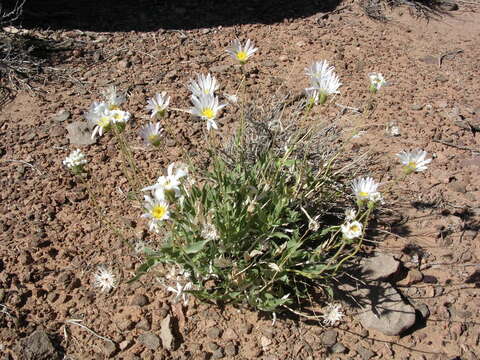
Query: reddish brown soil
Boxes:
[{"xmin": 1, "ymin": 1, "xmax": 480, "ymax": 359}]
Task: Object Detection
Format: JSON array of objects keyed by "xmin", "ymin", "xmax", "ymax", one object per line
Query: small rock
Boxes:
[
  {"xmin": 212, "ymin": 349, "xmax": 225, "ymax": 359},
  {"xmin": 138, "ymin": 332, "xmax": 160, "ymax": 351},
  {"xmin": 448, "ymin": 181, "xmax": 467, "ymax": 193},
  {"xmin": 222, "ymin": 328, "xmax": 237, "ymax": 341},
  {"xmin": 415, "ymin": 303, "xmax": 430, "ymax": 320},
  {"xmin": 361, "ymin": 254, "xmax": 400, "ymax": 280},
  {"xmin": 207, "ymin": 342, "xmax": 219, "ymax": 351},
  {"xmin": 210, "ymin": 65, "xmax": 230, "ymax": 74},
  {"xmin": 136, "ymin": 319, "xmax": 151, "ymax": 331},
  {"xmin": 240, "ymin": 323, "xmax": 253, "ymax": 335},
  {"xmin": 160, "ymin": 315, "xmax": 174, "ymax": 350},
  {"xmin": 104, "ymin": 340, "xmax": 117, "ymax": 358},
  {"xmin": 21, "ymin": 330, "xmax": 59, "ymax": 360},
  {"xmin": 321, "ymin": 330, "xmax": 338, "ymax": 347},
  {"xmin": 331, "ymin": 342, "xmax": 347, "ymax": 353},
  {"xmin": 398, "ymin": 269, "xmax": 423, "ymax": 286},
  {"xmin": 207, "ymin": 327, "xmax": 222, "ymax": 339},
  {"xmin": 117, "ymin": 60, "xmax": 131, "ymax": 69},
  {"xmin": 411, "ymin": 104, "xmax": 424, "ymax": 111},
  {"xmin": 119, "ymin": 339, "xmax": 132, "ymax": 351},
  {"xmin": 224, "ymin": 343, "xmax": 237, "ymax": 356},
  {"xmin": 357, "ymin": 345, "xmax": 375, "ymax": 360},
  {"xmin": 66, "ymin": 121, "xmax": 96, "ymax": 146},
  {"xmin": 52, "ymin": 110, "xmax": 71, "ymax": 122},
  {"xmin": 130, "ymin": 294, "xmax": 149, "ymax": 307}
]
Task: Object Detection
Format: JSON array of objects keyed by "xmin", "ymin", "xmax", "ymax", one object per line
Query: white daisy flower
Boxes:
[
  {"xmin": 109, "ymin": 109, "xmax": 130, "ymax": 124},
  {"xmin": 141, "ymin": 194, "xmax": 170, "ymax": 232},
  {"xmin": 188, "ymin": 73, "xmax": 219, "ymax": 97},
  {"xmin": 307, "ymin": 71, "xmax": 342, "ymax": 104},
  {"xmin": 369, "ymin": 73, "xmax": 387, "ymax": 93},
  {"xmin": 322, "ymin": 303, "xmax": 344, "ymax": 326},
  {"xmin": 345, "ymin": 208, "xmax": 357, "ymax": 221},
  {"xmin": 341, "ymin": 220, "xmax": 363, "ymax": 240},
  {"xmin": 226, "ymin": 38, "xmax": 258, "ymax": 64},
  {"xmin": 63, "ymin": 149, "xmax": 87, "ymax": 172},
  {"xmin": 102, "ymin": 85, "xmax": 126, "ymax": 110},
  {"xmin": 146, "ymin": 92, "xmax": 170, "ymax": 118},
  {"xmin": 139, "ymin": 122, "xmax": 164, "ymax": 147},
  {"xmin": 189, "ymin": 94, "xmax": 226, "ymax": 131},
  {"xmin": 142, "ymin": 162, "xmax": 188, "ymax": 199},
  {"xmin": 396, "ymin": 150, "xmax": 432, "ymax": 174},
  {"xmin": 351, "ymin": 177, "xmax": 381, "ymax": 202},
  {"xmin": 93, "ymin": 266, "xmax": 117, "ymax": 293},
  {"xmin": 305, "ymin": 60, "xmax": 335, "ymax": 80}
]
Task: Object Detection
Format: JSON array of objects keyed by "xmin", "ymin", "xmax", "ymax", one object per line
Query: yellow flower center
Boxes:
[
  {"xmin": 112, "ymin": 113, "xmax": 123, "ymax": 121},
  {"xmin": 236, "ymin": 51, "xmax": 248, "ymax": 62},
  {"xmin": 201, "ymin": 107, "xmax": 215, "ymax": 119},
  {"xmin": 350, "ymin": 225, "xmax": 360, "ymax": 232},
  {"xmin": 98, "ymin": 116, "xmax": 110, "ymax": 128},
  {"xmin": 151, "ymin": 205, "xmax": 167, "ymax": 219},
  {"xmin": 359, "ymin": 191, "xmax": 369, "ymax": 198},
  {"xmin": 407, "ymin": 161, "xmax": 417, "ymax": 169},
  {"xmin": 109, "ymin": 105, "xmax": 120, "ymax": 111}
]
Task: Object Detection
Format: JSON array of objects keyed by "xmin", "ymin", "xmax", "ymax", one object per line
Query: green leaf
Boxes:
[{"xmin": 184, "ymin": 240, "xmax": 209, "ymax": 254}]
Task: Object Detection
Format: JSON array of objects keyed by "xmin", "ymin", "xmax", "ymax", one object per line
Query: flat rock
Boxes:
[
  {"xmin": 355, "ymin": 281, "xmax": 416, "ymax": 336},
  {"xmin": 357, "ymin": 345, "xmax": 375, "ymax": 360},
  {"xmin": 66, "ymin": 121, "xmax": 96, "ymax": 146},
  {"xmin": 52, "ymin": 109, "xmax": 71, "ymax": 122},
  {"xmin": 21, "ymin": 329, "xmax": 60, "ymax": 360},
  {"xmin": 321, "ymin": 329, "xmax": 337, "ymax": 347},
  {"xmin": 361, "ymin": 254, "xmax": 400, "ymax": 280},
  {"xmin": 160, "ymin": 314, "xmax": 174, "ymax": 350},
  {"xmin": 138, "ymin": 332, "xmax": 160, "ymax": 350}
]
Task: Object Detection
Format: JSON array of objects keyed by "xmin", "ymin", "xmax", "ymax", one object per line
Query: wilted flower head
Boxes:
[
  {"xmin": 201, "ymin": 222, "xmax": 219, "ymax": 241},
  {"xmin": 369, "ymin": 73, "xmax": 387, "ymax": 93},
  {"xmin": 322, "ymin": 303, "xmax": 344, "ymax": 326},
  {"xmin": 146, "ymin": 92, "xmax": 170, "ymax": 118},
  {"xmin": 188, "ymin": 73, "xmax": 219, "ymax": 97},
  {"xmin": 341, "ymin": 220, "xmax": 363, "ymax": 240},
  {"xmin": 139, "ymin": 122, "xmax": 164, "ymax": 147},
  {"xmin": 226, "ymin": 39, "xmax": 258, "ymax": 64},
  {"xmin": 351, "ymin": 177, "xmax": 381, "ymax": 203},
  {"xmin": 102, "ymin": 85, "xmax": 126, "ymax": 110},
  {"xmin": 189, "ymin": 94, "xmax": 226, "ymax": 131},
  {"xmin": 63, "ymin": 149, "xmax": 87, "ymax": 173},
  {"xmin": 345, "ymin": 208, "xmax": 357, "ymax": 221},
  {"xmin": 396, "ymin": 150, "xmax": 432, "ymax": 174},
  {"xmin": 166, "ymin": 281, "xmax": 193, "ymax": 305},
  {"xmin": 93, "ymin": 266, "xmax": 117, "ymax": 293}
]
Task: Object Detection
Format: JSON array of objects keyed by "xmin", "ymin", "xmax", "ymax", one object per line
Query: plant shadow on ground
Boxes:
[{"xmin": 16, "ymin": 0, "xmax": 342, "ymax": 32}]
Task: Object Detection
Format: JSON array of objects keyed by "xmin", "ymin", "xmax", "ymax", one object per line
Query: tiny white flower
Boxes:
[
  {"xmin": 322, "ymin": 303, "xmax": 344, "ymax": 326},
  {"xmin": 351, "ymin": 177, "xmax": 381, "ymax": 202},
  {"xmin": 188, "ymin": 73, "xmax": 219, "ymax": 97},
  {"xmin": 93, "ymin": 266, "xmax": 117, "ymax": 293},
  {"xmin": 396, "ymin": 150, "xmax": 432, "ymax": 174},
  {"xmin": 86, "ymin": 102, "xmax": 111, "ymax": 138},
  {"xmin": 109, "ymin": 109, "xmax": 130, "ymax": 124},
  {"xmin": 102, "ymin": 85, "xmax": 126, "ymax": 110},
  {"xmin": 167, "ymin": 281, "xmax": 193, "ymax": 305},
  {"xmin": 388, "ymin": 125, "xmax": 401, "ymax": 137},
  {"xmin": 226, "ymin": 38, "xmax": 258, "ymax": 64},
  {"xmin": 345, "ymin": 208, "xmax": 357, "ymax": 221},
  {"xmin": 223, "ymin": 93, "xmax": 238, "ymax": 104},
  {"xmin": 369, "ymin": 73, "xmax": 387, "ymax": 93},
  {"xmin": 305, "ymin": 88, "xmax": 320, "ymax": 107},
  {"xmin": 146, "ymin": 92, "xmax": 170, "ymax": 118},
  {"xmin": 201, "ymin": 222, "xmax": 219, "ymax": 241},
  {"xmin": 63, "ymin": 149, "xmax": 87, "ymax": 171},
  {"xmin": 189, "ymin": 94, "xmax": 226, "ymax": 131},
  {"xmin": 139, "ymin": 122, "xmax": 164, "ymax": 147},
  {"xmin": 341, "ymin": 220, "xmax": 363, "ymax": 240}
]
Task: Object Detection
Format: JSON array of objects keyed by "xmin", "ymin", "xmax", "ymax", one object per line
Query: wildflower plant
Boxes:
[
  {"xmin": 304, "ymin": 60, "xmax": 341, "ymax": 106},
  {"xmin": 63, "ymin": 149, "xmax": 87, "ymax": 174},
  {"xmin": 133, "ymin": 106, "xmax": 376, "ymax": 312},
  {"xmin": 396, "ymin": 149, "xmax": 431, "ymax": 174},
  {"xmin": 226, "ymin": 39, "xmax": 258, "ymax": 64},
  {"xmin": 369, "ymin": 72, "xmax": 387, "ymax": 93}
]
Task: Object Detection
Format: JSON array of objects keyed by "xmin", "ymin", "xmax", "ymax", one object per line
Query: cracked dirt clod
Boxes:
[{"xmin": 21, "ymin": 330, "xmax": 60, "ymax": 360}]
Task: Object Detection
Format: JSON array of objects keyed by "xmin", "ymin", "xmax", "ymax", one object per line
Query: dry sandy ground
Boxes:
[{"xmin": 1, "ymin": 1, "xmax": 480, "ymax": 359}]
